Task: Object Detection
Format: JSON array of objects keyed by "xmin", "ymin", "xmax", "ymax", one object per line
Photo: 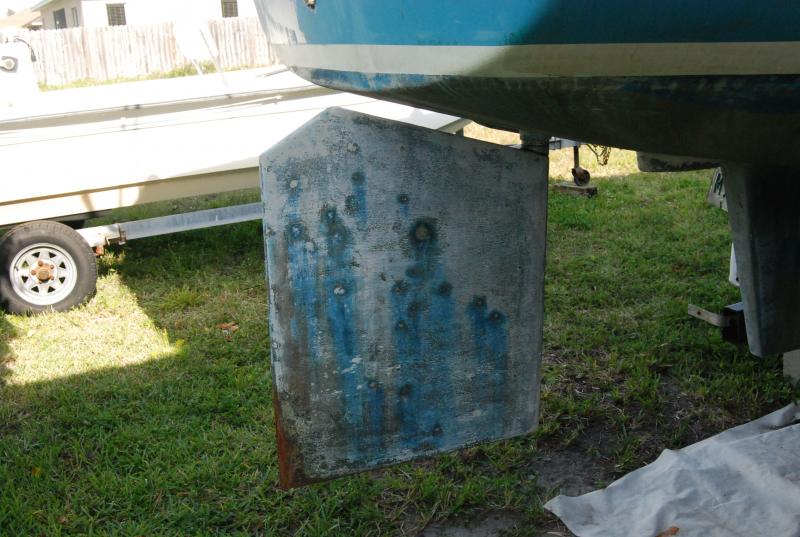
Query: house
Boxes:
[
  {"xmin": 34, "ymin": 0, "xmax": 257, "ymax": 30},
  {"xmin": 0, "ymin": 8, "xmax": 42, "ymax": 29}
]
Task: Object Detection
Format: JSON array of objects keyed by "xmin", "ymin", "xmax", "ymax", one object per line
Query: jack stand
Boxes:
[
  {"xmin": 570, "ymin": 145, "xmax": 591, "ymax": 186},
  {"xmin": 551, "ymin": 144, "xmax": 597, "ymax": 197}
]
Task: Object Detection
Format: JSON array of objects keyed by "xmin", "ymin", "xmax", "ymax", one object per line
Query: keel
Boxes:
[{"xmin": 724, "ymin": 163, "xmax": 800, "ymax": 356}]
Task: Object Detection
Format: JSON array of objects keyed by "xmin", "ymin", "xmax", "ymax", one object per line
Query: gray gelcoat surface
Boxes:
[{"xmin": 724, "ymin": 164, "xmax": 800, "ymax": 356}]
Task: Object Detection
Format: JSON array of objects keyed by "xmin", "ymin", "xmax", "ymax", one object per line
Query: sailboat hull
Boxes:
[{"xmin": 257, "ymin": 0, "xmax": 800, "ymax": 165}]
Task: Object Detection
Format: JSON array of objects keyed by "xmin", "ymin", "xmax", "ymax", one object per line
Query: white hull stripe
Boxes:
[{"xmin": 274, "ymin": 42, "xmax": 800, "ymax": 78}]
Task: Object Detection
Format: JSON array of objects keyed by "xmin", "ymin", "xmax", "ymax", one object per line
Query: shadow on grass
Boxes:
[
  {"xmin": 102, "ymin": 219, "xmax": 271, "ymax": 362},
  {"xmin": 0, "ymin": 314, "xmax": 16, "ymax": 388}
]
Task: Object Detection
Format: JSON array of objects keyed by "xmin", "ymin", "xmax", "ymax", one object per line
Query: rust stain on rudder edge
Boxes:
[{"xmin": 272, "ymin": 388, "xmax": 313, "ymax": 488}]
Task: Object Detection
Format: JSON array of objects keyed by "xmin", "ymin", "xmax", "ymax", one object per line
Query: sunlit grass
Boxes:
[
  {"xmin": 38, "ymin": 62, "xmax": 255, "ymax": 92},
  {"xmin": 3, "ymin": 273, "xmax": 174, "ymax": 386}
]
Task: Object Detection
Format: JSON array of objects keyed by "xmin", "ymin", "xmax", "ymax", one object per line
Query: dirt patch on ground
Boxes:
[
  {"xmin": 420, "ymin": 510, "xmax": 523, "ymax": 537},
  {"xmin": 531, "ymin": 425, "xmax": 615, "ymax": 497},
  {"xmin": 420, "ymin": 510, "xmax": 575, "ymax": 537},
  {"xmin": 524, "ymin": 420, "xmax": 618, "ymax": 537},
  {"xmin": 539, "ymin": 350, "xmax": 738, "ymax": 467}
]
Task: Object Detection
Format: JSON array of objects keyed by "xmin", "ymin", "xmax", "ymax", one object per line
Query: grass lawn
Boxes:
[
  {"xmin": 1, "ymin": 136, "xmax": 798, "ymax": 536},
  {"xmin": 38, "ymin": 62, "xmax": 242, "ymax": 92}
]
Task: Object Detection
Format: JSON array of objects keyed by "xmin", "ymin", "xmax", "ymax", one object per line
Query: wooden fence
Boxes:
[{"xmin": 6, "ymin": 17, "xmax": 274, "ymax": 87}]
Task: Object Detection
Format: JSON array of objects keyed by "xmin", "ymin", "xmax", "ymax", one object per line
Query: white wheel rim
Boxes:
[{"xmin": 9, "ymin": 243, "xmax": 78, "ymax": 307}]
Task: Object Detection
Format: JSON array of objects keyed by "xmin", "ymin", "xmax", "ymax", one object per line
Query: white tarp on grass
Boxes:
[{"xmin": 545, "ymin": 404, "xmax": 800, "ymax": 537}]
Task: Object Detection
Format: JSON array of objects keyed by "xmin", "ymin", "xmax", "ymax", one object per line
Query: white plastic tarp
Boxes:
[{"xmin": 545, "ymin": 404, "xmax": 800, "ymax": 537}]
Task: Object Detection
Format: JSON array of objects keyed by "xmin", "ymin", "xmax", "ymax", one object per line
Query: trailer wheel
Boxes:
[
  {"xmin": 571, "ymin": 166, "xmax": 591, "ymax": 186},
  {"xmin": 0, "ymin": 221, "xmax": 97, "ymax": 314}
]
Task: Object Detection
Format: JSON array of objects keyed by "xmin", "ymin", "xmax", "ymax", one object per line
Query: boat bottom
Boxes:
[{"xmin": 298, "ymin": 68, "xmax": 800, "ymax": 168}]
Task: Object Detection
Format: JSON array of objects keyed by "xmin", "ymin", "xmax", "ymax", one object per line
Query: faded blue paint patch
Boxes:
[
  {"xmin": 391, "ymin": 278, "xmax": 423, "ymax": 442},
  {"xmin": 320, "ymin": 206, "xmax": 357, "ymax": 357},
  {"xmin": 467, "ymin": 296, "xmax": 509, "ymax": 436},
  {"xmin": 391, "ymin": 219, "xmax": 456, "ymax": 450},
  {"xmin": 365, "ymin": 380, "xmax": 386, "ymax": 455},
  {"xmin": 305, "ymin": 69, "xmax": 432, "ymax": 93},
  {"xmin": 319, "ymin": 205, "xmax": 371, "ymax": 456},
  {"xmin": 345, "ymin": 171, "xmax": 369, "ymax": 230},
  {"xmin": 396, "ymin": 193, "xmax": 410, "ymax": 218},
  {"xmin": 283, "ymin": 179, "xmax": 321, "ymax": 361},
  {"xmin": 424, "ymin": 277, "xmax": 457, "ymax": 447}
]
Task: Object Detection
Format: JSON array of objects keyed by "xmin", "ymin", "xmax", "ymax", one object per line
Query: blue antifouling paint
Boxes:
[
  {"xmin": 283, "ymin": 181, "xmax": 321, "ymax": 366},
  {"xmin": 467, "ymin": 297, "xmax": 510, "ymax": 437},
  {"xmin": 390, "ymin": 218, "xmax": 457, "ymax": 451},
  {"xmin": 318, "ymin": 205, "xmax": 368, "ymax": 456},
  {"xmin": 347, "ymin": 171, "xmax": 369, "ymax": 230},
  {"xmin": 261, "ymin": 108, "xmax": 546, "ymax": 487}
]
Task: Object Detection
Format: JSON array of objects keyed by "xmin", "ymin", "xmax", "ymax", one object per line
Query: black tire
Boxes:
[
  {"xmin": 0, "ymin": 221, "xmax": 97, "ymax": 314},
  {"xmin": 571, "ymin": 166, "xmax": 591, "ymax": 186}
]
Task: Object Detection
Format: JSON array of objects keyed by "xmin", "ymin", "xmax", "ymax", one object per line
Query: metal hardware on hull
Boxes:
[{"xmin": 260, "ymin": 108, "xmax": 548, "ymax": 487}]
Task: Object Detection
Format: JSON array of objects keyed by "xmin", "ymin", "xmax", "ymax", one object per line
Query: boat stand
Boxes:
[{"xmin": 260, "ymin": 108, "xmax": 550, "ymax": 487}]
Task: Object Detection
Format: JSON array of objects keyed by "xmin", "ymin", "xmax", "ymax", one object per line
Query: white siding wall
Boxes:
[
  {"xmin": 79, "ymin": 1, "xmax": 115, "ymax": 27},
  {"xmin": 234, "ymin": 0, "xmax": 258, "ymax": 18},
  {"xmin": 39, "ymin": 0, "xmax": 82, "ymax": 29},
  {"xmin": 77, "ymin": 0, "xmax": 256, "ymax": 28}
]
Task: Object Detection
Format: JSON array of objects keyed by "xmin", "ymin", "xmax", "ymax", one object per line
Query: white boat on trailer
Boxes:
[{"xmin": 0, "ymin": 61, "xmax": 467, "ymax": 314}]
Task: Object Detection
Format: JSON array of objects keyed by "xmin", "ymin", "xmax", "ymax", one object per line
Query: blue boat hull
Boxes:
[{"xmin": 257, "ymin": 0, "xmax": 800, "ymax": 165}]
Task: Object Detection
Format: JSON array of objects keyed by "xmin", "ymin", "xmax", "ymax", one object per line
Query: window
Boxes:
[
  {"xmin": 221, "ymin": 0, "xmax": 238, "ymax": 18},
  {"xmin": 70, "ymin": 7, "xmax": 79, "ymax": 26},
  {"xmin": 106, "ymin": 4, "xmax": 126, "ymax": 26},
  {"xmin": 52, "ymin": 8, "xmax": 66, "ymax": 28}
]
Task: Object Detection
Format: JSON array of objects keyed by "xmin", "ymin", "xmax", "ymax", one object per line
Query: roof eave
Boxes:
[{"xmin": 32, "ymin": 0, "xmax": 55, "ymax": 10}]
